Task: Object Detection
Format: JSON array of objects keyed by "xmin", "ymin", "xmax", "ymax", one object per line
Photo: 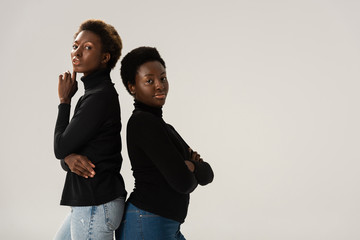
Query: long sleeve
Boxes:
[
  {"xmin": 54, "ymin": 93, "xmax": 109, "ymax": 159},
  {"xmin": 167, "ymin": 124, "xmax": 214, "ymax": 186},
  {"xmin": 60, "ymin": 159, "xmax": 70, "ymax": 171},
  {"xmin": 128, "ymin": 112, "xmax": 198, "ymax": 194},
  {"xmin": 54, "ymin": 70, "xmax": 126, "ymax": 207},
  {"xmin": 191, "ymin": 160, "xmax": 214, "ymax": 185},
  {"xmin": 126, "ymin": 101, "xmax": 214, "ymax": 223}
]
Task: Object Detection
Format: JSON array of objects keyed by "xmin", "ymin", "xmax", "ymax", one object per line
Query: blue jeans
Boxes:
[
  {"xmin": 54, "ymin": 197, "xmax": 125, "ymax": 240},
  {"xmin": 115, "ymin": 202, "xmax": 186, "ymax": 240}
]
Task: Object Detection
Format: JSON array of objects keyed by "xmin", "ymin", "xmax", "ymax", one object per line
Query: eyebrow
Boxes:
[
  {"xmin": 73, "ymin": 40, "xmax": 93, "ymax": 45},
  {"xmin": 144, "ymin": 71, "xmax": 166, "ymax": 77}
]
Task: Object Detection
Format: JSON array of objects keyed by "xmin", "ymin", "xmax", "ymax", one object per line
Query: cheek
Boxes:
[
  {"xmin": 91, "ymin": 53, "xmax": 104, "ymax": 65},
  {"xmin": 138, "ymin": 87, "xmax": 152, "ymax": 98}
]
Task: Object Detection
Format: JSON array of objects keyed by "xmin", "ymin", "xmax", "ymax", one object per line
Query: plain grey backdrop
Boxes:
[{"xmin": 0, "ymin": 0, "xmax": 359, "ymax": 239}]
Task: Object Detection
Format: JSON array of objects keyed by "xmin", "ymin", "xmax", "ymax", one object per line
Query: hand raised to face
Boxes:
[{"xmin": 58, "ymin": 71, "xmax": 78, "ymax": 104}]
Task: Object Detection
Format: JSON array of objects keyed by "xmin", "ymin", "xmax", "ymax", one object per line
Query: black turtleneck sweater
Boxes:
[
  {"xmin": 127, "ymin": 100, "xmax": 214, "ymax": 223},
  {"xmin": 54, "ymin": 69, "xmax": 126, "ymax": 206}
]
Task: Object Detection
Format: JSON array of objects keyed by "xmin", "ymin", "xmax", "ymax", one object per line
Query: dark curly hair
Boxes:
[
  {"xmin": 120, "ymin": 46, "xmax": 166, "ymax": 95},
  {"xmin": 74, "ymin": 19, "xmax": 122, "ymax": 69}
]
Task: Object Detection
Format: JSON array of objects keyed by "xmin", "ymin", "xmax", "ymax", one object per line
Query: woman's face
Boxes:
[
  {"xmin": 130, "ymin": 61, "xmax": 169, "ymax": 108},
  {"xmin": 71, "ymin": 30, "xmax": 109, "ymax": 76}
]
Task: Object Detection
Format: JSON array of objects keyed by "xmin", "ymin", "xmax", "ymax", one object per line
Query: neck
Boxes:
[
  {"xmin": 81, "ymin": 69, "xmax": 111, "ymax": 90},
  {"xmin": 134, "ymin": 99, "xmax": 163, "ymax": 117}
]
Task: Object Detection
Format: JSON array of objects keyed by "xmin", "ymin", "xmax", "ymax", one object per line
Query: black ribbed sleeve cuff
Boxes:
[{"xmin": 190, "ymin": 160, "xmax": 214, "ymax": 186}]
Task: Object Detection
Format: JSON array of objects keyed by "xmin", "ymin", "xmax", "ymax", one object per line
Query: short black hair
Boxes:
[
  {"xmin": 120, "ymin": 46, "xmax": 166, "ymax": 94},
  {"xmin": 75, "ymin": 19, "xmax": 122, "ymax": 69}
]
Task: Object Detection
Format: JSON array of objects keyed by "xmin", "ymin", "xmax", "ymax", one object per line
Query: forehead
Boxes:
[
  {"xmin": 74, "ymin": 30, "xmax": 102, "ymax": 45},
  {"xmin": 137, "ymin": 61, "xmax": 165, "ymax": 76}
]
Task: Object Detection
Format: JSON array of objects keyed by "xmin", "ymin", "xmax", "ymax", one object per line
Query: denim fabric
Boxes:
[
  {"xmin": 115, "ymin": 203, "xmax": 186, "ymax": 240},
  {"xmin": 54, "ymin": 196, "xmax": 125, "ymax": 240}
]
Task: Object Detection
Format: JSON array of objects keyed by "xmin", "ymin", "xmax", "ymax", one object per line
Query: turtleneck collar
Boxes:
[
  {"xmin": 80, "ymin": 69, "xmax": 112, "ymax": 91},
  {"xmin": 134, "ymin": 100, "xmax": 163, "ymax": 118}
]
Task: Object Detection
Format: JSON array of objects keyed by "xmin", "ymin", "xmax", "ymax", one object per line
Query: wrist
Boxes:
[
  {"xmin": 189, "ymin": 160, "xmax": 198, "ymax": 173},
  {"xmin": 185, "ymin": 160, "xmax": 196, "ymax": 173},
  {"xmin": 60, "ymin": 98, "xmax": 71, "ymax": 104}
]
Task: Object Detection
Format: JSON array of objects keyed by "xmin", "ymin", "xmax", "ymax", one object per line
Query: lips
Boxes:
[
  {"xmin": 72, "ymin": 57, "xmax": 80, "ymax": 66},
  {"xmin": 154, "ymin": 93, "xmax": 166, "ymax": 99}
]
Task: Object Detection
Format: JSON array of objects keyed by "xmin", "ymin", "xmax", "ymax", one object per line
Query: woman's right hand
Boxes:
[
  {"xmin": 184, "ymin": 160, "xmax": 195, "ymax": 173},
  {"xmin": 64, "ymin": 153, "xmax": 95, "ymax": 178},
  {"xmin": 58, "ymin": 70, "xmax": 78, "ymax": 104}
]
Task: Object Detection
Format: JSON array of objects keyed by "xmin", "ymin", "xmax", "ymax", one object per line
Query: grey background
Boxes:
[{"xmin": 0, "ymin": 0, "xmax": 359, "ymax": 239}]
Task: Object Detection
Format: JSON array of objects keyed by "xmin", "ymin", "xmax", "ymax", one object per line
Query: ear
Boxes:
[
  {"xmin": 128, "ymin": 82, "xmax": 136, "ymax": 95},
  {"xmin": 102, "ymin": 53, "xmax": 111, "ymax": 64}
]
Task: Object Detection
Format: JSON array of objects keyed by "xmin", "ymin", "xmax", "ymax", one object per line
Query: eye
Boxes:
[
  {"xmin": 72, "ymin": 44, "xmax": 78, "ymax": 50},
  {"xmin": 161, "ymin": 77, "xmax": 167, "ymax": 82},
  {"xmin": 145, "ymin": 79, "xmax": 153, "ymax": 84},
  {"xmin": 85, "ymin": 45, "xmax": 92, "ymax": 50}
]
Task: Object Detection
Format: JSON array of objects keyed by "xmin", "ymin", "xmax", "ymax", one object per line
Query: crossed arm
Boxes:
[
  {"xmin": 55, "ymin": 70, "xmax": 96, "ymax": 178},
  {"xmin": 63, "ymin": 148, "xmax": 200, "ymax": 179}
]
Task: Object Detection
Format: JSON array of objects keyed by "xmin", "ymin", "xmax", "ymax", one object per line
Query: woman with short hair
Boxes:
[
  {"xmin": 116, "ymin": 46, "xmax": 214, "ymax": 239},
  {"xmin": 54, "ymin": 19, "xmax": 126, "ymax": 240}
]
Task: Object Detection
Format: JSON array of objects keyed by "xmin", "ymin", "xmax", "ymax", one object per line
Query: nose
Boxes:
[
  {"xmin": 155, "ymin": 78, "xmax": 164, "ymax": 90},
  {"xmin": 73, "ymin": 46, "xmax": 82, "ymax": 57}
]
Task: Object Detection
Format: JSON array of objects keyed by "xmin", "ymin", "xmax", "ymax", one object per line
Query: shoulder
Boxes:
[
  {"xmin": 82, "ymin": 86, "xmax": 118, "ymax": 103},
  {"xmin": 127, "ymin": 111, "xmax": 165, "ymax": 133},
  {"xmin": 87, "ymin": 84, "xmax": 117, "ymax": 96},
  {"xmin": 166, "ymin": 123, "xmax": 176, "ymax": 131},
  {"xmin": 76, "ymin": 88, "xmax": 119, "ymax": 116},
  {"xmin": 129, "ymin": 111, "xmax": 160, "ymax": 125}
]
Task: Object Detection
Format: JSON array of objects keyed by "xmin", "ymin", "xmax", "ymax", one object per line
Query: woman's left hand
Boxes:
[
  {"xmin": 64, "ymin": 153, "xmax": 95, "ymax": 178},
  {"xmin": 189, "ymin": 148, "xmax": 203, "ymax": 162},
  {"xmin": 58, "ymin": 70, "xmax": 78, "ymax": 104},
  {"xmin": 185, "ymin": 148, "xmax": 203, "ymax": 173}
]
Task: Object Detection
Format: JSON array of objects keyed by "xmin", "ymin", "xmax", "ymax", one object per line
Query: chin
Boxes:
[
  {"xmin": 152, "ymin": 103, "xmax": 165, "ymax": 108},
  {"xmin": 156, "ymin": 99, "xmax": 166, "ymax": 105},
  {"xmin": 72, "ymin": 67, "xmax": 81, "ymax": 73}
]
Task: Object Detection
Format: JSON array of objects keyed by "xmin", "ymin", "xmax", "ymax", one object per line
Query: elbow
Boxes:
[
  {"xmin": 54, "ymin": 135, "xmax": 72, "ymax": 159},
  {"xmin": 165, "ymin": 168, "xmax": 199, "ymax": 194},
  {"xmin": 178, "ymin": 183, "xmax": 197, "ymax": 194},
  {"xmin": 54, "ymin": 142, "xmax": 67, "ymax": 159},
  {"xmin": 54, "ymin": 150, "xmax": 66, "ymax": 160},
  {"xmin": 173, "ymin": 176, "xmax": 198, "ymax": 194}
]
